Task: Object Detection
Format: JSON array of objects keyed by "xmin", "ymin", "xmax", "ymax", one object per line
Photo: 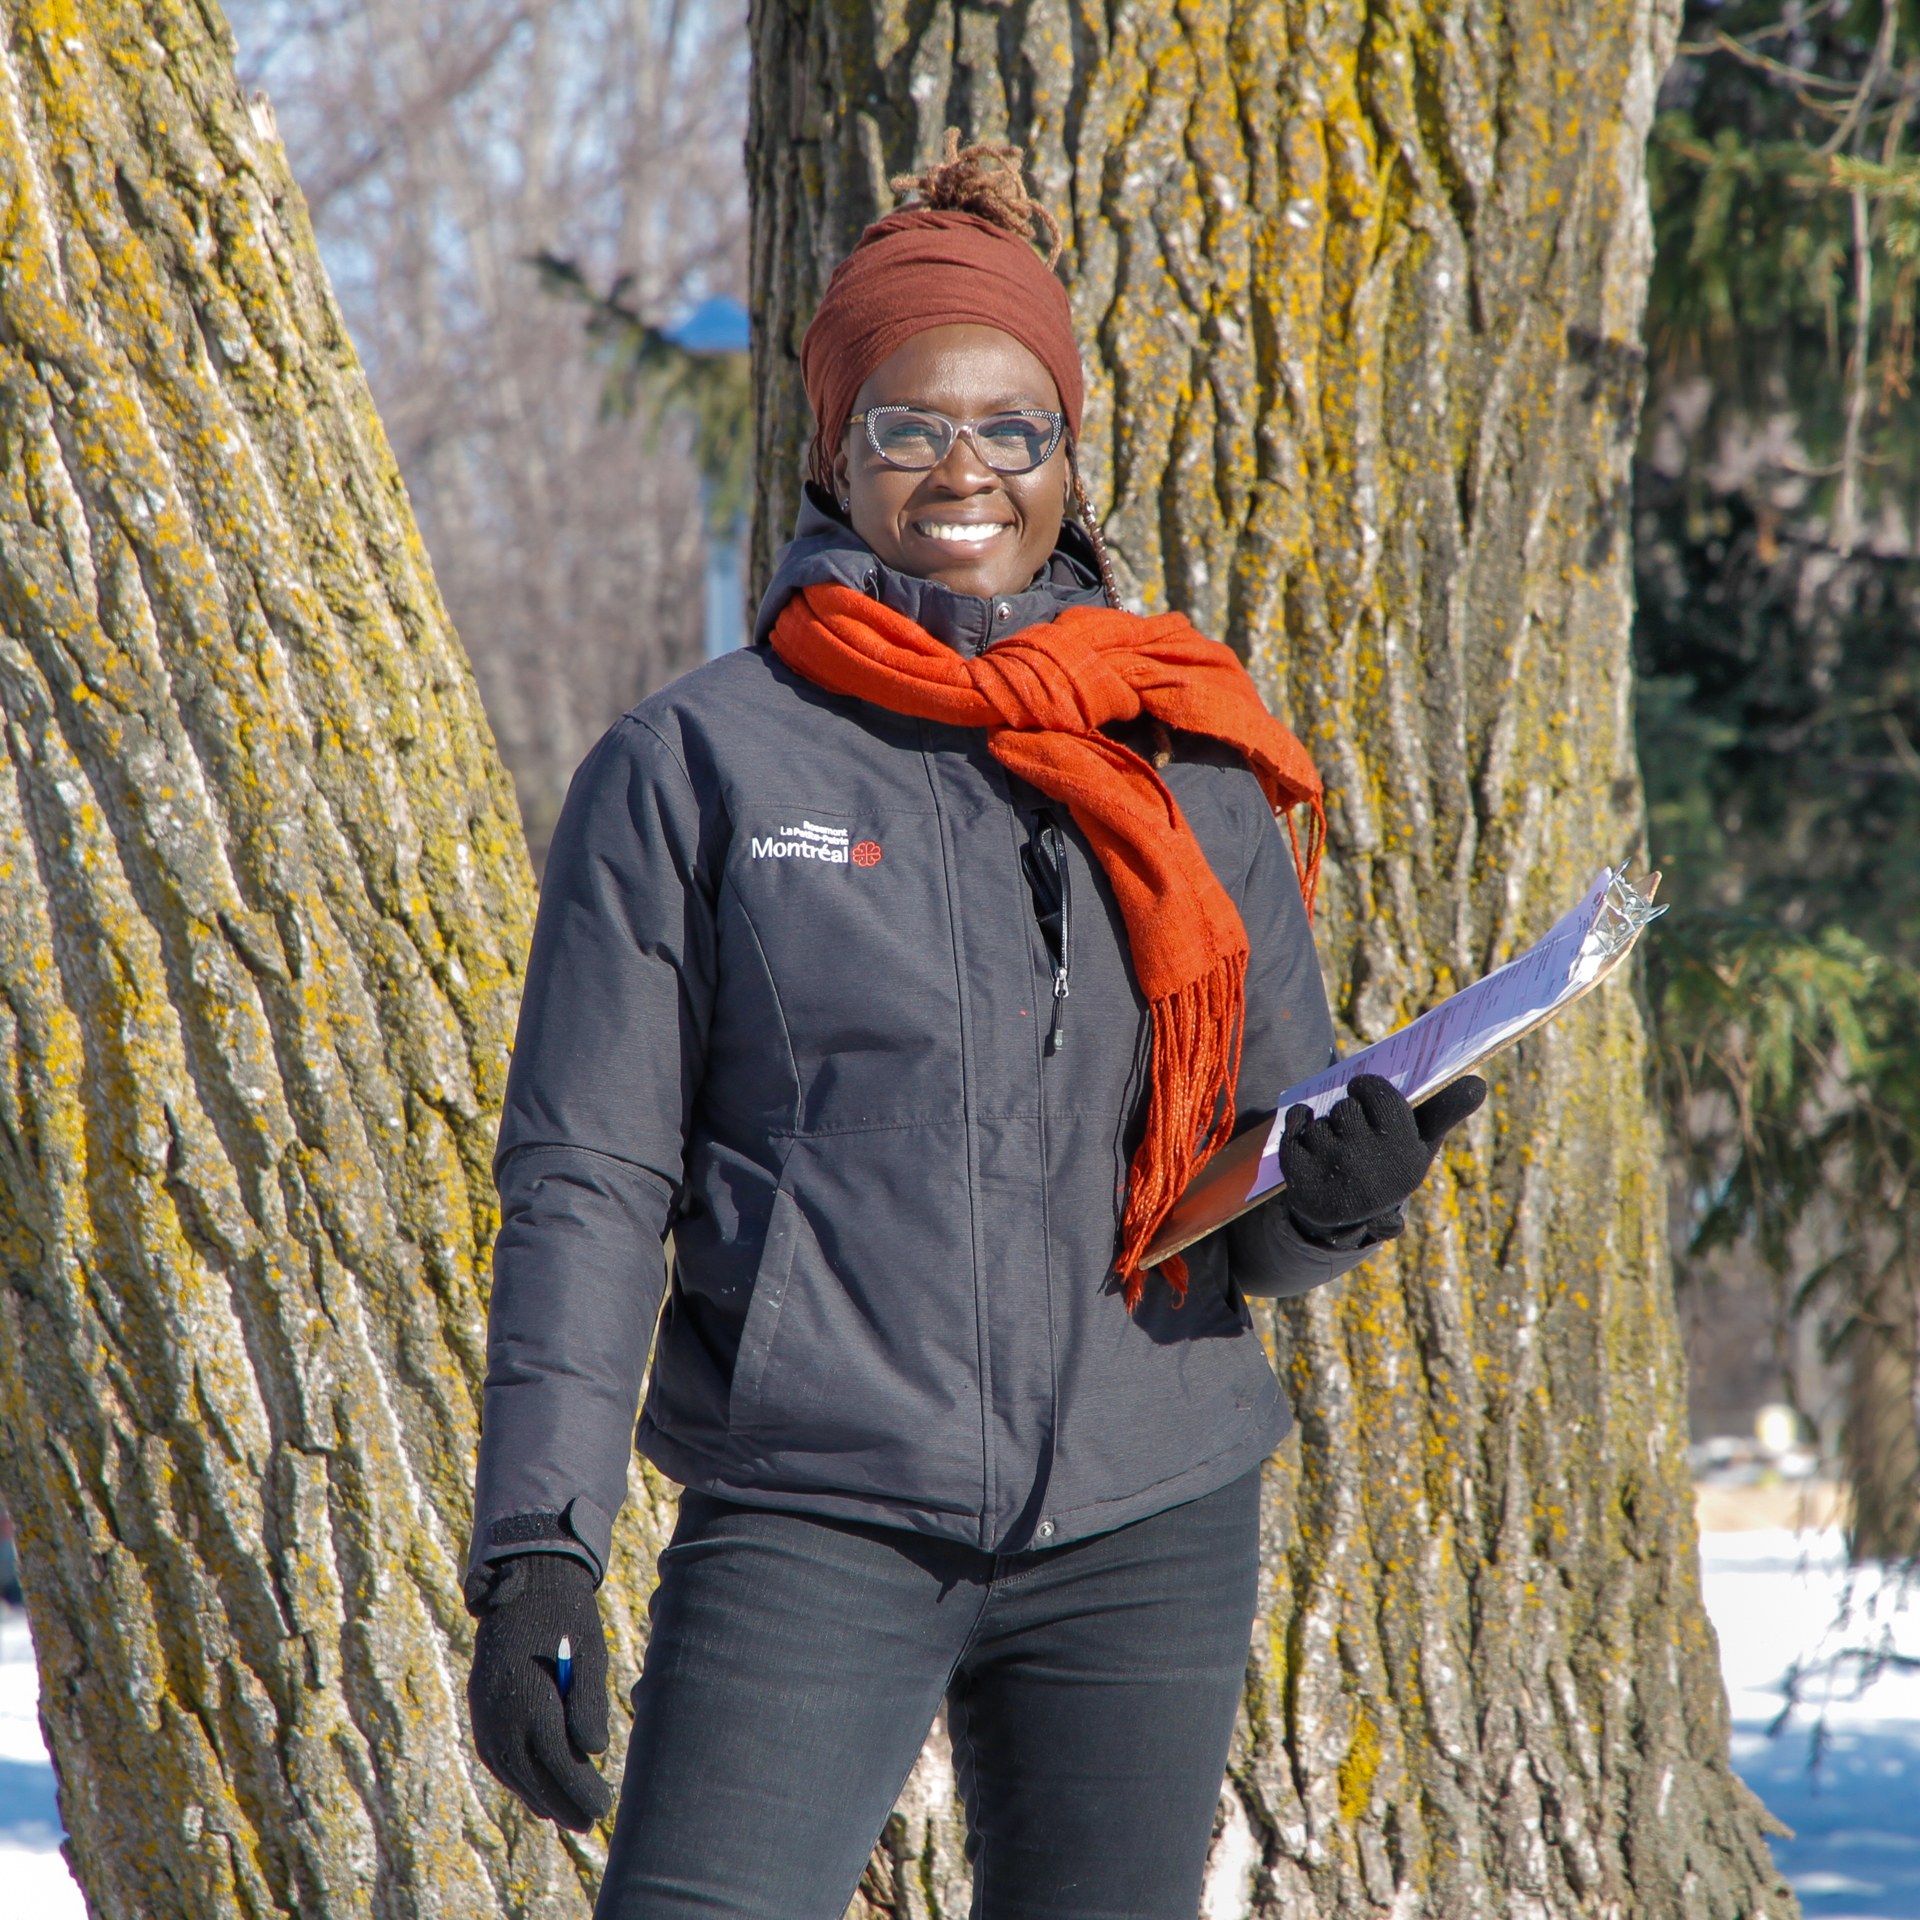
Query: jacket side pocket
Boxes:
[{"xmin": 727, "ymin": 1187, "xmax": 800, "ymax": 1427}]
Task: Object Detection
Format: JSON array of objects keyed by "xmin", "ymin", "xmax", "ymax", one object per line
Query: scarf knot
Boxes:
[
  {"xmin": 771, "ymin": 583, "xmax": 1324, "ymax": 1305},
  {"xmin": 970, "ymin": 621, "xmax": 1140, "ymax": 734}
]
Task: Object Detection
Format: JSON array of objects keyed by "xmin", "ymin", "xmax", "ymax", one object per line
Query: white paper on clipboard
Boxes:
[{"xmin": 1243, "ymin": 866, "xmax": 1666, "ymax": 1202}]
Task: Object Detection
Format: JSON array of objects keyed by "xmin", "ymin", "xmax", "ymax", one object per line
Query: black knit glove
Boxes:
[
  {"xmin": 1279, "ymin": 1073, "xmax": 1486, "ymax": 1241},
  {"xmin": 466, "ymin": 1553, "xmax": 612, "ymax": 1831}
]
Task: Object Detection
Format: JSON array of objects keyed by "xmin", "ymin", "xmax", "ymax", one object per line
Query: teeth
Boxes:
[{"xmin": 915, "ymin": 523, "xmax": 1005, "ymax": 544}]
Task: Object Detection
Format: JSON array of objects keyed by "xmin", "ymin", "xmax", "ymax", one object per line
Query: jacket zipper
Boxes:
[{"xmin": 1045, "ymin": 821, "xmax": 1070, "ymax": 1055}]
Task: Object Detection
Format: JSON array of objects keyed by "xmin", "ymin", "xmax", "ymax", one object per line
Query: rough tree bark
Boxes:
[
  {"xmin": 749, "ymin": 1, "xmax": 1797, "ymax": 1916},
  {"xmin": 0, "ymin": 6, "xmax": 670, "ymax": 1915}
]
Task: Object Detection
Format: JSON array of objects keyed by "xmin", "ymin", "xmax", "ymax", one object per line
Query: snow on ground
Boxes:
[
  {"xmin": 2, "ymin": 1533, "xmax": 1915, "ymax": 1916},
  {"xmin": 1706, "ymin": 1530, "xmax": 1920, "ymax": 1919},
  {"xmin": 0, "ymin": 1611, "xmax": 83, "ymax": 1920}
]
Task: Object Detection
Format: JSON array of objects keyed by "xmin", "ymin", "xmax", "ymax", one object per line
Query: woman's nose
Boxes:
[{"xmin": 930, "ymin": 427, "xmax": 1001, "ymax": 490}]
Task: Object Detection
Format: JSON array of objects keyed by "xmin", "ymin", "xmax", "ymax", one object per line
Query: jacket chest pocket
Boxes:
[{"xmin": 719, "ymin": 805, "xmax": 963, "ymax": 1131}]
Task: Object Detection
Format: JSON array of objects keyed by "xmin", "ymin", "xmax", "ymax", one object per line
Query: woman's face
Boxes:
[{"xmin": 832, "ymin": 323, "xmax": 1071, "ymax": 600}]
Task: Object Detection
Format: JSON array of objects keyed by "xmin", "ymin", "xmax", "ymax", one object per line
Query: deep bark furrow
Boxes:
[{"xmin": 751, "ymin": 1, "xmax": 1791, "ymax": 1915}]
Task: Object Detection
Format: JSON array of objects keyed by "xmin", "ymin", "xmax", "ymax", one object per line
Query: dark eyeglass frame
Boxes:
[{"xmin": 846, "ymin": 404, "xmax": 1068, "ymax": 475}]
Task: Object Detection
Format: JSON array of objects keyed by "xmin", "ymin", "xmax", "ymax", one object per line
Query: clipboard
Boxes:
[{"xmin": 1141, "ymin": 868, "xmax": 1666, "ymax": 1268}]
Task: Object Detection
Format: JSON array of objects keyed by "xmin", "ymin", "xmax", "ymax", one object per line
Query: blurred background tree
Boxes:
[
  {"xmin": 527, "ymin": 259, "xmax": 756, "ymax": 664},
  {"xmin": 1640, "ymin": 0, "xmax": 1920, "ymax": 1560},
  {"xmin": 224, "ymin": 0, "xmax": 749, "ymax": 866}
]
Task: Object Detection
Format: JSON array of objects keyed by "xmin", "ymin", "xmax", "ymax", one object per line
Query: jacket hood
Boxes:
[{"xmin": 752, "ymin": 483, "xmax": 1110, "ymax": 657}]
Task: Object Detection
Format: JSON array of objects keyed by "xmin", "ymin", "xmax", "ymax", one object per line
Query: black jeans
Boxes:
[{"xmin": 594, "ymin": 1466, "xmax": 1263, "ymax": 1920}]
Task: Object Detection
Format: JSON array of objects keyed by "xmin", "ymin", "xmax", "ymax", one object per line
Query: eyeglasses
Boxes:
[{"xmin": 846, "ymin": 405, "xmax": 1067, "ymax": 476}]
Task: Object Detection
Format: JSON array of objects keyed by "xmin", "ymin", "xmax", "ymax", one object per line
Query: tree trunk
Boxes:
[
  {"xmin": 748, "ymin": 1, "xmax": 1795, "ymax": 1915},
  {"xmin": 1843, "ymin": 1262, "xmax": 1920, "ymax": 1562},
  {"xmin": 0, "ymin": 7, "xmax": 666, "ymax": 1915}
]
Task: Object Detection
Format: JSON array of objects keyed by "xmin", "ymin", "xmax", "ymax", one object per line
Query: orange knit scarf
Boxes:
[{"xmin": 771, "ymin": 583, "xmax": 1325, "ymax": 1305}]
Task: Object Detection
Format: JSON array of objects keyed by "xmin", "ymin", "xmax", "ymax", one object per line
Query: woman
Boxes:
[{"xmin": 465, "ymin": 138, "xmax": 1482, "ymax": 1920}]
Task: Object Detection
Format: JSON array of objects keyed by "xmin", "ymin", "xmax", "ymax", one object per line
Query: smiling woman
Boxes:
[{"xmin": 461, "ymin": 132, "xmax": 1481, "ymax": 1920}]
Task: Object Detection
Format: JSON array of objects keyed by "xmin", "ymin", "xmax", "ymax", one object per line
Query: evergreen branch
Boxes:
[
  {"xmin": 1655, "ymin": 920, "xmax": 1920, "ymax": 1287},
  {"xmin": 1830, "ymin": 152, "xmax": 1920, "ymax": 202}
]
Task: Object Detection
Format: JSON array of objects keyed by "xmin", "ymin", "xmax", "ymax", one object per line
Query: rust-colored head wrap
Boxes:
[{"xmin": 801, "ymin": 142, "xmax": 1085, "ymax": 490}]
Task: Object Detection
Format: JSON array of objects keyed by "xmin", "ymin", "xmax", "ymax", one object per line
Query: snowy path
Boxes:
[{"xmin": 4, "ymin": 1530, "xmax": 1915, "ymax": 1916}]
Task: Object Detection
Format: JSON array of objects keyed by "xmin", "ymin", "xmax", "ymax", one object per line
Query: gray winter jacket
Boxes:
[{"xmin": 467, "ymin": 495, "xmax": 1372, "ymax": 1587}]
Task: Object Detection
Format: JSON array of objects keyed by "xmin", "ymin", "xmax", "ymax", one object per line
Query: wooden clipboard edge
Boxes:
[{"xmin": 1140, "ymin": 923, "xmax": 1653, "ymax": 1269}]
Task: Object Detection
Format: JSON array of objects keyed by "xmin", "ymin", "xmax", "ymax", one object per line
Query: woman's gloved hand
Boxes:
[
  {"xmin": 1279, "ymin": 1073, "xmax": 1486, "ymax": 1244},
  {"xmin": 467, "ymin": 1552, "xmax": 612, "ymax": 1831}
]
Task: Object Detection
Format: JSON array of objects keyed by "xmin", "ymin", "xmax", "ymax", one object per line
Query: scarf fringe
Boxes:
[
  {"xmin": 1284, "ymin": 796, "xmax": 1328, "ymax": 925},
  {"xmin": 1116, "ymin": 949, "xmax": 1249, "ymax": 1309}
]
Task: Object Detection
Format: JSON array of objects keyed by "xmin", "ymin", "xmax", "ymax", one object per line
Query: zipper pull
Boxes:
[{"xmin": 1047, "ymin": 965, "xmax": 1069, "ymax": 1053}]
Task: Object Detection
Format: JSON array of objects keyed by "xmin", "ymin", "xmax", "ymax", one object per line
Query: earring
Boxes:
[{"xmin": 839, "ymin": 497, "xmax": 850, "ymax": 512}]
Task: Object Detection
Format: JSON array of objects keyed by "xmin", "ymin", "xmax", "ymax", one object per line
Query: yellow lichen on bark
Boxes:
[{"xmin": 0, "ymin": 7, "xmax": 665, "ymax": 1915}]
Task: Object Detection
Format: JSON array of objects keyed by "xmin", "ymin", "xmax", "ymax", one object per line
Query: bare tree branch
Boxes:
[{"xmin": 226, "ymin": 0, "xmax": 748, "ymax": 864}]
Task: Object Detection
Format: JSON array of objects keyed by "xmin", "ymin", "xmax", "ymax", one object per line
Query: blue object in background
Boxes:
[
  {"xmin": 2, "ymin": 1611, "xmax": 65, "ymax": 1857},
  {"xmin": 0, "ymin": 1754, "xmax": 62, "ymax": 1853},
  {"xmin": 664, "ymin": 295, "xmax": 750, "ymax": 356},
  {"xmin": 0, "ymin": 1507, "xmax": 20, "ymax": 1608},
  {"xmin": 702, "ymin": 497, "xmax": 747, "ymax": 661},
  {"xmin": 665, "ymin": 295, "xmax": 751, "ymax": 660}
]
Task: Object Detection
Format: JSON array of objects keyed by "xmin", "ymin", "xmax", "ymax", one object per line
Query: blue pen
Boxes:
[{"xmin": 556, "ymin": 1636, "xmax": 573, "ymax": 1699}]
